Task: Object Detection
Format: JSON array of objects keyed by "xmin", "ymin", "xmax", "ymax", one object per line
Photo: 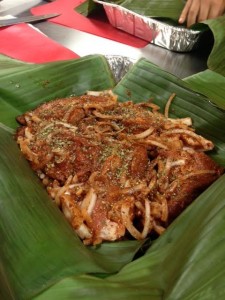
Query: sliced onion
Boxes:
[
  {"xmin": 164, "ymin": 93, "xmax": 176, "ymax": 118},
  {"xmin": 120, "ymin": 183, "xmax": 147, "ymax": 195},
  {"xmin": 145, "ymin": 139, "xmax": 168, "ymax": 149},
  {"xmin": 81, "ymin": 188, "xmax": 97, "ymax": 217},
  {"xmin": 76, "ymin": 223, "xmax": 92, "ymax": 239},
  {"xmin": 121, "ymin": 204, "xmax": 142, "ymax": 240},
  {"xmin": 132, "ymin": 127, "xmax": 154, "ymax": 139},
  {"xmin": 181, "ymin": 170, "xmax": 217, "ymax": 180},
  {"xmin": 153, "ymin": 221, "xmax": 166, "ymax": 235},
  {"xmin": 92, "ymin": 110, "xmax": 123, "ymax": 120},
  {"xmin": 25, "ymin": 127, "xmax": 33, "ymax": 140},
  {"xmin": 168, "ymin": 117, "xmax": 192, "ymax": 126},
  {"xmin": 141, "ymin": 199, "xmax": 151, "ymax": 239},
  {"xmin": 165, "ymin": 159, "xmax": 185, "ymax": 172},
  {"xmin": 99, "ymin": 219, "xmax": 123, "ymax": 241},
  {"xmin": 162, "ymin": 128, "xmax": 214, "ymax": 150}
]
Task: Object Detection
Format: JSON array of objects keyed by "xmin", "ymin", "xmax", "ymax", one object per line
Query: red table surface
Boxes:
[{"xmin": 31, "ymin": 0, "xmax": 148, "ymax": 48}]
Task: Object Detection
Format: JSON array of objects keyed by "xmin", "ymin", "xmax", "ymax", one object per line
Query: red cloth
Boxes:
[
  {"xmin": 31, "ymin": 0, "xmax": 148, "ymax": 48},
  {"xmin": 0, "ymin": 23, "xmax": 78, "ymax": 63}
]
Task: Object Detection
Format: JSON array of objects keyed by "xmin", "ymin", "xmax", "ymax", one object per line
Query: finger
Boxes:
[
  {"xmin": 198, "ymin": 0, "xmax": 211, "ymax": 22},
  {"xmin": 207, "ymin": 0, "xmax": 225, "ymax": 19},
  {"xmin": 186, "ymin": 1, "xmax": 201, "ymax": 27},
  {"xmin": 179, "ymin": 0, "xmax": 193, "ymax": 24}
]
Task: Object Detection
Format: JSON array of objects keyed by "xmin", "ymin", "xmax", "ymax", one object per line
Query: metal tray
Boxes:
[{"xmin": 94, "ymin": 0, "xmax": 202, "ymax": 52}]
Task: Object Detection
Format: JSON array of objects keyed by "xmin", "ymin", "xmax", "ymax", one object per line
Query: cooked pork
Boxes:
[{"xmin": 16, "ymin": 91, "xmax": 224, "ymax": 245}]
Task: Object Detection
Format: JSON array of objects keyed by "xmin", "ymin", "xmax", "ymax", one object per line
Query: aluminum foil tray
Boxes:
[{"xmin": 94, "ymin": 0, "xmax": 201, "ymax": 52}]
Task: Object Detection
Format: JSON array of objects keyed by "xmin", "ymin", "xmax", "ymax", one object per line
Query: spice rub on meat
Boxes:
[{"xmin": 16, "ymin": 91, "xmax": 224, "ymax": 245}]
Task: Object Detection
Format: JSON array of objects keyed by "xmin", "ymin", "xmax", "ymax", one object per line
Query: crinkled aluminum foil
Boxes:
[
  {"xmin": 105, "ymin": 55, "xmax": 134, "ymax": 83},
  {"xmin": 94, "ymin": 0, "xmax": 201, "ymax": 52}
]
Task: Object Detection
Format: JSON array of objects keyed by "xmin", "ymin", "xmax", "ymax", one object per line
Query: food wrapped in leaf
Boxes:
[
  {"xmin": 15, "ymin": 90, "xmax": 224, "ymax": 245},
  {"xmin": 1, "ymin": 54, "xmax": 225, "ymax": 300}
]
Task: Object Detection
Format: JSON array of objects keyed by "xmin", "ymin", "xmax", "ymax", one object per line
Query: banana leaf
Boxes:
[
  {"xmin": 0, "ymin": 54, "xmax": 116, "ymax": 129},
  {"xmin": 0, "ymin": 54, "xmax": 145, "ymax": 300},
  {"xmin": 202, "ymin": 16, "xmax": 225, "ymax": 77},
  {"xmin": 75, "ymin": 0, "xmax": 102, "ymax": 17},
  {"xmin": 118, "ymin": 0, "xmax": 184, "ymax": 20},
  {"xmin": 30, "ymin": 174, "xmax": 225, "ymax": 300},
  {"xmin": 113, "ymin": 58, "xmax": 225, "ymax": 165},
  {"xmin": 184, "ymin": 69, "xmax": 225, "ymax": 110},
  {"xmin": 1, "ymin": 55, "xmax": 225, "ymax": 299},
  {"xmin": 77, "ymin": 0, "xmax": 184, "ymax": 21},
  {"xmin": 0, "ymin": 127, "xmax": 108, "ymax": 300},
  {"xmin": 182, "ymin": 16, "xmax": 225, "ymax": 107}
]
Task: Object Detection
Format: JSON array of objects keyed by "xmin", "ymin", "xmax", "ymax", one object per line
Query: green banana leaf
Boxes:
[
  {"xmin": 118, "ymin": 0, "xmax": 184, "ymax": 20},
  {"xmin": 0, "ymin": 54, "xmax": 145, "ymax": 300},
  {"xmin": 0, "ymin": 54, "xmax": 115, "ymax": 129},
  {"xmin": 184, "ymin": 69, "xmax": 225, "ymax": 110},
  {"xmin": 113, "ymin": 58, "xmax": 225, "ymax": 165},
  {"xmin": 31, "ymin": 174, "xmax": 225, "ymax": 300},
  {"xmin": 1, "ymin": 55, "xmax": 225, "ymax": 299},
  {"xmin": 183, "ymin": 16, "xmax": 225, "ymax": 108},
  {"xmin": 77, "ymin": 0, "xmax": 184, "ymax": 21},
  {"xmin": 202, "ymin": 16, "xmax": 225, "ymax": 77},
  {"xmin": 0, "ymin": 127, "xmax": 108, "ymax": 300},
  {"xmin": 75, "ymin": 0, "xmax": 102, "ymax": 17}
]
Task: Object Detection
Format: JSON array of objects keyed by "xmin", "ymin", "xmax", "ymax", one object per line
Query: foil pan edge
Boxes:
[{"xmin": 94, "ymin": 0, "xmax": 201, "ymax": 52}]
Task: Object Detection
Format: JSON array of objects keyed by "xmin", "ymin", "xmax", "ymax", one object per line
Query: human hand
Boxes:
[{"xmin": 179, "ymin": 0, "xmax": 225, "ymax": 27}]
